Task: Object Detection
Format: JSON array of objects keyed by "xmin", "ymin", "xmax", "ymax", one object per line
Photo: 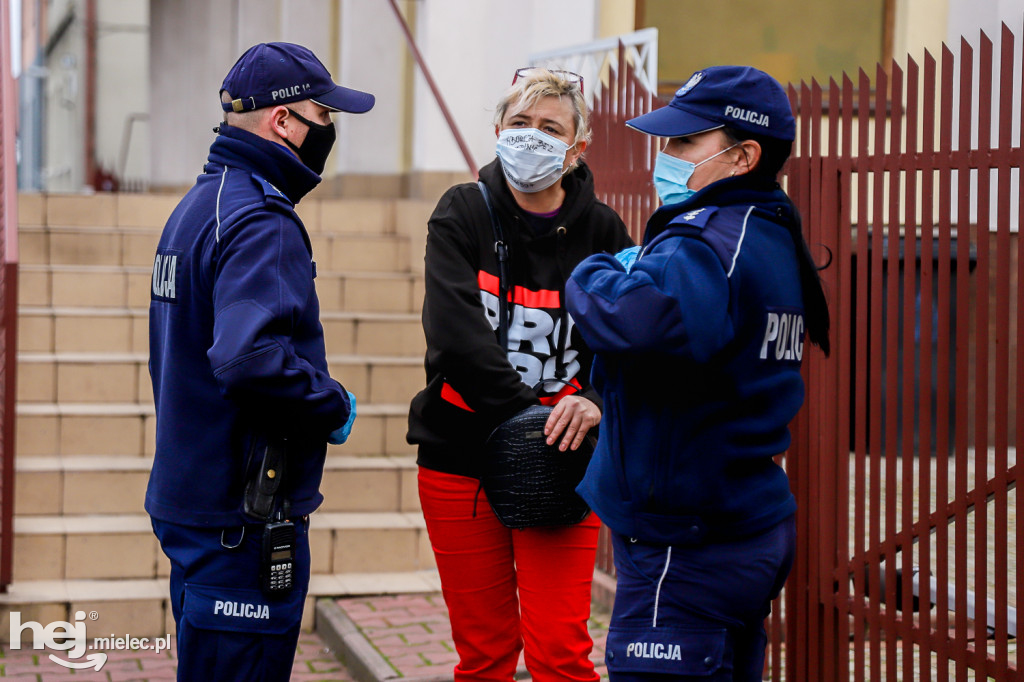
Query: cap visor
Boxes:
[
  {"xmin": 626, "ymin": 104, "xmax": 722, "ymax": 138},
  {"xmin": 312, "ymin": 85, "xmax": 375, "ymax": 114}
]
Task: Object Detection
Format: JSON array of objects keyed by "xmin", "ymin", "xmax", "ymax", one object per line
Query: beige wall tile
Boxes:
[
  {"xmin": 330, "ymin": 236, "xmax": 405, "ymax": 273},
  {"xmin": 51, "ymin": 271, "xmax": 126, "ymax": 307},
  {"xmin": 328, "ymin": 362, "xmax": 368, "ymax": 400},
  {"xmin": 385, "ymin": 416, "xmax": 415, "ymax": 456},
  {"xmin": 17, "ymin": 363, "xmax": 55, "ymax": 402},
  {"xmin": 117, "ymin": 194, "xmax": 181, "ymax": 228},
  {"xmin": 131, "ymin": 315, "xmax": 149, "ymax": 354},
  {"xmin": 332, "ymin": 528, "xmax": 418, "ymax": 573},
  {"xmin": 143, "ymin": 415, "xmax": 156, "ymax": 457},
  {"xmin": 57, "ymin": 362, "xmax": 138, "ymax": 403},
  {"xmin": 18, "ymin": 269, "xmax": 50, "ymax": 306},
  {"xmin": 19, "ymin": 230, "xmax": 48, "ymax": 265},
  {"xmin": 18, "ymin": 314, "xmax": 54, "ymax": 353},
  {"xmin": 60, "ymin": 415, "xmax": 143, "ymax": 456},
  {"xmin": 47, "ymin": 195, "xmax": 117, "ymax": 228},
  {"xmin": 0, "ymin": 604, "xmax": 66, "ymax": 643},
  {"xmin": 320, "ymin": 199, "xmax": 394, "ymax": 235},
  {"xmin": 308, "ymin": 527, "xmax": 333, "ymax": 574},
  {"xmin": 15, "ymin": 470, "xmax": 62, "ymax": 515},
  {"xmin": 329, "ymin": 414, "xmax": 383, "ymax": 456},
  {"xmin": 399, "ymin": 468, "xmax": 420, "ymax": 513},
  {"xmin": 55, "ymin": 315, "xmax": 132, "ymax": 353},
  {"xmin": 156, "ymin": 548, "xmax": 170, "ymax": 578},
  {"xmin": 368, "ymin": 364, "xmax": 421, "ymax": 405},
  {"xmin": 49, "ymin": 231, "xmax": 121, "ymax": 266},
  {"xmin": 314, "ymin": 277, "xmax": 343, "ymax": 311},
  {"xmin": 17, "ymin": 193, "xmax": 46, "ymax": 227},
  {"xmin": 64, "ymin": 471, "xmax": 148, "ymax": 514},
  {"xmin": 294, "ymin": 201, "xmax": 321, "ymax": 234},
  {"xmin": 355, "ymin": 319, "xmax": 424, "ymax": 357},
  {"xmin": 16, "ymin": 414, "xmax": 59, "ymax": 456},
  {"xmin": 65, "ymin": 533, "xmax": 156, "ymax": 579},
  {"xmin": 411, "ymin": 278, "xmax": 425, "ymax": 313},
  {"xmin": 318, "ymin": 469, "xmax": 400, "ymax": 513},
  {"xmin": 417, "ymin": 530, "xmax": 436, "ymax": 569},
  {"xmin": 13, "ymin": 534, "xmax": 65, "ymax": 580},
  {"xmin": 72, "ymin": 599, "xmax": 167, "ymax": 638},
  {"xmin": 321, "ymin": 318, "xmax": 355, "ymax": 354},
  {"xmin": 126, "ymin": 270, "xmax": 152, "ymax": 307},
  {"xmin": 137, "ymin": 366, "xmax": 152, "ymax": 405},
  {"xmin": 123, "ymin": 231, "xmax": 160, "ymax": 266},
  {"xmin": 343, "ymin": 277, "xmax": 413, "ymax": 313}
]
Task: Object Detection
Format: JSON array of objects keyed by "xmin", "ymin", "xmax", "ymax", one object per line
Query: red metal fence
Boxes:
[
  {"xmin": 0, "ymin": 0, "xmax": 18, "ymax": 593},
  {"xmin": 588, "ymin": 27, "xmax": 1019, "ymax": 681}
]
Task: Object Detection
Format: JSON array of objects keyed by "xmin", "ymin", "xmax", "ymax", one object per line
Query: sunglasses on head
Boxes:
[{"xmin": 512, "ymin": 67, "xmax": 584, "ymax": 96}]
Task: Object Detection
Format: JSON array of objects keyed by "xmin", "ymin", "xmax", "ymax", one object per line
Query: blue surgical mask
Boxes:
[
  {"xmin": 496, "ymin": 128, "xmax": 572, "ymax": 193},
  {"xmin": 652, "ymin": 144, "xmax": 738, "ymax": 206}
]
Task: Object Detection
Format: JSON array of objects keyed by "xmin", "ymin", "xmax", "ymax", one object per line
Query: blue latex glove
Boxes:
[
  {"xmin": 328, "ymin": 392, "xmax": 357, "ymax": 445},
  {"xmin": 614, "ymin": 246, "xmax": 641, "ymax": 273}
]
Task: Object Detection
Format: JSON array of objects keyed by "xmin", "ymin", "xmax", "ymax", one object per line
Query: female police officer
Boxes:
[{"xmin": 565, "ymin": 65, "xmax": 830, "ymax": 681}]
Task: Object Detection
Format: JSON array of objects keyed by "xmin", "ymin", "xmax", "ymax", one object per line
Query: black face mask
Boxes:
[{"xmin": 283, "ymin": 108, "xmax": 337, "ymax": 175}]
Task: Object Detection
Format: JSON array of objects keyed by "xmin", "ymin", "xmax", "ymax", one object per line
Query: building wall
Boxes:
[
  {"xmin": 637, "ymin": 0, "xmax": 885, "ymax": 91},
  {"xmin": 95, "ymin": 0, "xmax": 148, "ymax": 185},
  {"xmin": 147, "ymin": 0, "xmax": 624, "ymax": 188}
]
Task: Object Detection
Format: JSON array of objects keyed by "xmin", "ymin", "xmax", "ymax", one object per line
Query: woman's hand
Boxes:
[{"xmin": 544, "ymin": 395, "xmax": 601, "ymax": 451}]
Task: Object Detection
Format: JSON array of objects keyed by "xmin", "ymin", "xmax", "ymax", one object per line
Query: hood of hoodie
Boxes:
[
  {"xmin": 478, "ymin": 157, "xmax": 599, "ymax": 240},
  {"xmin": 206, "ymin": 123, "xmax": 322, "ymax": 205}
]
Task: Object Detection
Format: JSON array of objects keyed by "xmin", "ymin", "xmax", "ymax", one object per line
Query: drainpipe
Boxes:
[{"xmin": 84, "ymin": 0, "xmax": 96, "ymax": 188}]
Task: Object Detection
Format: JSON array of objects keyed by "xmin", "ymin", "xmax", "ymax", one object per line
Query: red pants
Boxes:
[{"xmin": 418, "ymin": 466, "xmax": 601, "ymax": 682}]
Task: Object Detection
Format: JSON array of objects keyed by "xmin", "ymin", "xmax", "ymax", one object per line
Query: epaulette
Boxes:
[
  {"xmin": 667, "ymin": 204, "xmax": 752, "ymax": 277},
  {"xmin": 252, "ymin": 174, "xmax": 294, "ymax": 210},
  {"xmin": 666, "ymin": 206, "xmax": 718, "ymax": 229}
]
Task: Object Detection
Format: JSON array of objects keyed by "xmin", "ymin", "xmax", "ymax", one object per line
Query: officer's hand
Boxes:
[
  {"xmin": 544, "ymin": 395, "xmax": 600, "ymax": 452},
  {"xmin": 614, "ymin": 246, "xmax": 641, "ymax": 273},
  {"xmin": 328, "ymin": 392, "xmax": 357, "ymax": 445}
]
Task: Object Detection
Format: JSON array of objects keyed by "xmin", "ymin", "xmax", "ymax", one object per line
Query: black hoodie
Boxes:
[{"xmin": 408, "ymin": 158, "xmax": 633, "ymax": 478}]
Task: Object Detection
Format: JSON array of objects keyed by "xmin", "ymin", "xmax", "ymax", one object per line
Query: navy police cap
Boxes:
[
  {"xmin": 627, "ymin": 65, "xmax": 795, "ymax": 141},
  {"xmin": 220, "ymin": 42, "xmax": 375, "ymax": 114}
]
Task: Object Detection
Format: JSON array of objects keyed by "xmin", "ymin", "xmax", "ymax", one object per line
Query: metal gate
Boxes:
[{"xmin": 587, "ymin": 25, "xmax": 1018, "ymax": 681}]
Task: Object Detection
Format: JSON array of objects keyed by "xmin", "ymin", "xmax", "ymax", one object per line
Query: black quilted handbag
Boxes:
[{"xmin": 482, "ymin": 404, "xmax": 593, "ymax": 529}]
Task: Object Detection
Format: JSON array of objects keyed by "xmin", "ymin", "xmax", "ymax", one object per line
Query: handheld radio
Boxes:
[{"xmin": 261, "ymin": 514, "xmax": 296, "ymax": 593}]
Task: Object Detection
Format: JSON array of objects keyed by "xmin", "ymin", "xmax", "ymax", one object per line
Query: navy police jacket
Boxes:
[
  {"xmin": 146, "ymin": 123, "xmax": 352, "ymax": 527},
  {"xmin": 566, "ymin": 176, "xmax": 804, "ymax": 545}
]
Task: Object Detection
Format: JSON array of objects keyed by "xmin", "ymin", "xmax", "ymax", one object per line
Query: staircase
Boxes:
[{"xmin": 1, "ymin": 191, "xmax": 436, "ymax": 638}]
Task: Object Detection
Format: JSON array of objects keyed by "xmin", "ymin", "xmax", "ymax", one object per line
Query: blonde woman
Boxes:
[{"xmin": 408, "ymin": 68, "xmax": 632, "ymax": 681}]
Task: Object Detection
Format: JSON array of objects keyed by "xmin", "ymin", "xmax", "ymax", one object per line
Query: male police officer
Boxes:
[{"xmin": 146, "ymin": 42, "xmax": 372, "ymax": 680}]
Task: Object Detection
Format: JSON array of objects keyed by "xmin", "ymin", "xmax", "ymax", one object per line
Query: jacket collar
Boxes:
[
  {"xmin": 477, "ymin": 157, "xmax": 598, "ymax": 237},
  {"xmin": 206, "ymin": 123, "xmax": 321, "ymax": 204},
  {"xmin": 643, "ymin": 174, "xmax": 793, "ymax": 245}
]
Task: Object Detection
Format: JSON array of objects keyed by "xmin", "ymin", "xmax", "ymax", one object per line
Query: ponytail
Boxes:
[{"xmin": 723, "ymin": 127, "xmax": 831, "ymax": 356}]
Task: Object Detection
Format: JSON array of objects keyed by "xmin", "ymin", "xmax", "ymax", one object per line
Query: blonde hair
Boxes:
[{"xmin": 493, "ymin": 68, "xmax": 590, "ymax": 146}]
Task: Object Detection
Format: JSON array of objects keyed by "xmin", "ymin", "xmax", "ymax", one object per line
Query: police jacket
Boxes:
[
  {"xmin": 566, "ymin": 175, "xmax": 804, "ymax": 545},
  {"xmin": 408, "ymin": 158, "xmax": 633, "ymax": 478},
  {"xmin": 146, "ymin": 123, "xmax": 352, "ymax": 527}
]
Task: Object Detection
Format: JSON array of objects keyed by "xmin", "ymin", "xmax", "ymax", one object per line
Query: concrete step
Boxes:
[
  {"xmin": 15, "ymin": 454, "xmax": 420, "ymax": 517},
  {"xmin": 17, "ymin": 352, "xmax": 424, "ymax": 406},
  {"xmin": 15, "ymin": 402, "xmax": 412, "ymax": 457},
  {"xmin": 11, "ymin": 511, "xmax": 434, "ymax": 582},
  {"xmin": 20, "ymin": 192, "xmax": 433, "ymax": 238},
  {"xmin": 19, "ymin": 264, "xmax": 423, "ymax": 313},
  {"xmin": 19, "ymin": 306, "xmax": 425, "ymax": 356},
  {"xmin": 20, "ymin": 224, "xmax": 414, "ymax": 273},
  {"xmin": 0, "ymin": 569, "xmax": 441, "ymax": 640}
]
